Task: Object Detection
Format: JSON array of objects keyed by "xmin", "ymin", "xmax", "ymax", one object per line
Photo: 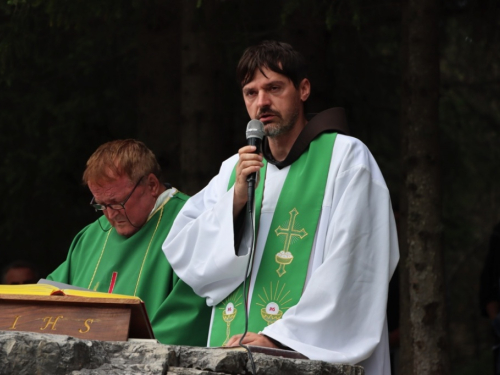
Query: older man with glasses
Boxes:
[{"xmin": 47, "ymin": 139, "xmax": 211, "ymax": 346}]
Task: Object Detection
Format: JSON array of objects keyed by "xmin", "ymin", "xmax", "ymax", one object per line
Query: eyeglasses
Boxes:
[{"xmin": 90, "ymin": 176, "xmax": 144, "ymax": 212}]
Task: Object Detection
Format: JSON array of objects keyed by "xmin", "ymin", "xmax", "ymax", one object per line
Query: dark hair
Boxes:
[
  {"xmin": 2, "ymin": 260, "xmax": 40, "ymax": 284},
  {"xmin": 236, "ymin": 40, "xmax": 308, "ymax": 88}
]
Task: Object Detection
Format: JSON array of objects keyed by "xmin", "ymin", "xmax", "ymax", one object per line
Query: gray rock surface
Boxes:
[{"xmin": 0, "ymin": 331, "xmax": 364, "ymax": 375}]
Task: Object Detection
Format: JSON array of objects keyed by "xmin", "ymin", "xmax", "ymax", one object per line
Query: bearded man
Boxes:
[{"xmin": 163, "ymin": 41, "xmax": 399, "ymax": 374}]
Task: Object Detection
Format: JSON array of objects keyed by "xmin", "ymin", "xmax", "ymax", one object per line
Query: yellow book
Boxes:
[{"xmin": 0, "ymin": 283, "xmax": 141, "ymax": 301}]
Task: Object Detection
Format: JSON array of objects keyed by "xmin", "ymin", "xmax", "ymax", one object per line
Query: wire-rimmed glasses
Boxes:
[
  {"xmin": 90, "ymin": 176, "xmax": 145, "ymax": 231},
  {"xmin": 90, "ymin": 176, "xmax": 144, "ymax": 212}
]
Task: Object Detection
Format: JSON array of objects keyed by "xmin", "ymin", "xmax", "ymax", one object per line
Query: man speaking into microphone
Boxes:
[{"xmin": 163, "ymin": 40, "xmax": 399, "ymax": 375}]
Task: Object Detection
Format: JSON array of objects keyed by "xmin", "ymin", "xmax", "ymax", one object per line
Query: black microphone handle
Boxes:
[
  {"xmin": 246, "ymin": 137, "xmax": 262, "ymax": 185},
  {"xmin": 246, "ymin": 137, "xmax": 262, "ymax": 213},
  {"xmin": 247, "ymin": 181, "xmax": 256, "ymax": 213}
]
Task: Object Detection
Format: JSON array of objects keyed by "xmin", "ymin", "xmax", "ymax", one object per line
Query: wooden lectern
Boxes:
[{"xmin": 0, "ymin": 284, "xmax": 154, "ymax": 342}]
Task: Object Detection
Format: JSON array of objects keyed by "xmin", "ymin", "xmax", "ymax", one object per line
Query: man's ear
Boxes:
[
  {"xmin": 146, "ymin": 173, "xmax": 161, "ymax": 196},
  {"xmin": 299, "ymin": 78, "xmax": 311, "ymax": 102}
]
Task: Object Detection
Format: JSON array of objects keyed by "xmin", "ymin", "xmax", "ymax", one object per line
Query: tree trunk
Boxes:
[
  {"xmin": 398, "ymin": 0, "xmax": 412, "ymax": 373},
  {"xmin": 278, "ymin": 1, "xmax": 333, "ymax": 115},
  {"xmin": 179, "ymin": 1, "xmax": 224, "ymax": 195},
  {"xmin": 137, "ymin": 0, "xmax": 182, "ymax": 187},
  {"xmin": 400, "ymin": 0, "xmax": 449, "ymax": 373}
]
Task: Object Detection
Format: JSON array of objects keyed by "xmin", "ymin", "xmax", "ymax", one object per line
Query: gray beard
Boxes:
[{"xmin": 265, "ymin": 110, "xmax": 299, "ymax": 138}]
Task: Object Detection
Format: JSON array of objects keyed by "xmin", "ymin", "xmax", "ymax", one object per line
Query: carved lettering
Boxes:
[
  {"xmin": 78, "ymin": 319, "xmax": 94, "ymax": 334},
  {"xmin": 9, "ymin": 315, "xmax": 21, "ymax": 329},
  {"xmin": 40, "ymin": 316, "xmax": 64, "ymax": 331}
]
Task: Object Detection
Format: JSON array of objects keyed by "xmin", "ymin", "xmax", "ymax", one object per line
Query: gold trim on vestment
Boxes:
[{"xmin": 87, "ymin": 193, "xmax": 173, "ymax": 295}]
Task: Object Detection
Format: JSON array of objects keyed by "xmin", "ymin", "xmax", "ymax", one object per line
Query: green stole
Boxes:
[{"xmin": 209, "ymin": 132, "xmax": 337, "ymax": 346}]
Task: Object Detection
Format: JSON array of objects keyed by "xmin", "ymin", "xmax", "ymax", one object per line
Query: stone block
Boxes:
[{"xmin": 0, "ymin": 331, "xmax": 364, "ymax": 375}]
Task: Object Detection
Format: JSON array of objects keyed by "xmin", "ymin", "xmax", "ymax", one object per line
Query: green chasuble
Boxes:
[{"xmin": 47, "ymin": 191, "xmax": 211, "ymax": 346}]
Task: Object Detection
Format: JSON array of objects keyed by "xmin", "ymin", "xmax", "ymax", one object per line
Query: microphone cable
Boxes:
[
  {"xmin": 238, "ymin": 192, "xmax": 258, "ymax": 374},
  {"xmin": 238, "ymin": 119, "xmax": 264, "ymax": 374}
]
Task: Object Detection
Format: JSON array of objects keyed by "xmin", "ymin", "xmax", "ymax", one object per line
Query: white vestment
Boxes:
[{"xmin": 163, "ymin": 134, "xmax": 399, "ymax": 375}]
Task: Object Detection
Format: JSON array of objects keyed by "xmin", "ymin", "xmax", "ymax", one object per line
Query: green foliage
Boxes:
[
  {"xmin": 0, "ymin": 0, "xmax": 142, "ymax": 272},
  {"xmin": 440, "ymin": 0, "xmax": 500, "ymax": 282},
  {"xmin": 439, "ymin": 0, "xmax": 500, "ymax": 369},
  {"xmin": 453, "ymin": 348, "xmax": 493, "ymax": 375},
  {"xmin": 280, "ymin": 0, "xmax": 301, "ymax": 25}
]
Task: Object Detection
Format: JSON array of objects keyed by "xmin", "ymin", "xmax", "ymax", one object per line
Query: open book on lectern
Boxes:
[{"xmin": 0, "ymin": 280, "xmax": 154, "ymax": 341}]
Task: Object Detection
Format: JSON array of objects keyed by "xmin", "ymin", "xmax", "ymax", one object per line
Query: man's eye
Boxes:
[
  {"xmin": 270, "ymin": 86, "xmax": 281, "ymax": 92},
  {"xmin": 245, "ymin": 91, "xmax": 256, "ymax": 97}
]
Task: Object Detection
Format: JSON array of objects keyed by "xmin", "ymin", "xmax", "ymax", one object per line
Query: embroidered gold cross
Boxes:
[{"xmin": 274, "ymin": 208, "xmax": 308, "ymax": 276}]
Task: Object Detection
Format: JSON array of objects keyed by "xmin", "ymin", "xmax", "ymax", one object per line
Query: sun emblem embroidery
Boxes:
[
  {"xmin": 218, "ymin": 289, "xmax": 243, "ymax": 345},
  {"xmin": 256, "ymin": 281, "xmax": 293, "ymax": 325}
]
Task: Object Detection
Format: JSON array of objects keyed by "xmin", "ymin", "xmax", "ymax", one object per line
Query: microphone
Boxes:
[{"xmin": 245, "ymin": 119, "xmax": 265, "ymax": 212}]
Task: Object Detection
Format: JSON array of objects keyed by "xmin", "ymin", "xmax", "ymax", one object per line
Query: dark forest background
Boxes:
[{"xmin": 0, "ymin": 0, "xmax": 499, "ymax": 373}]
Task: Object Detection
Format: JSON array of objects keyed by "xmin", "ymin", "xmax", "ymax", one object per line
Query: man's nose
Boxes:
[
  {"xmin": 256, "ymin": 90, "xmax": 271, "ymax": 108},
  {"xmin": 105, "ymin": 207, "xmax": 120, "ymax": 219}
]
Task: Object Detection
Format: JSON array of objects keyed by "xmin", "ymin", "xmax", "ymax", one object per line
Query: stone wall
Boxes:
[{"xmin": 0, "ymin": 331, "xmax": 364, "ymax": 374}]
